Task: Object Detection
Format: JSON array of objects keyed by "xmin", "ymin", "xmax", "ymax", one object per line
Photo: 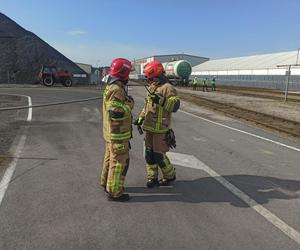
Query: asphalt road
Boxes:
[{"xmin": 0, "ymin": 86, "xmax": 300, "ymax": 250}]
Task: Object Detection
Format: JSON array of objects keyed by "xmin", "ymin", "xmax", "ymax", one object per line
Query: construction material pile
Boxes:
[{"xmin": 0, "ymin": 13, "xmax": 86, "ymax": 84}]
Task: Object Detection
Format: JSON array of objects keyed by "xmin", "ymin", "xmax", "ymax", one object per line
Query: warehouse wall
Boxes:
[
  {"xmin": 76, "ymin": 63, "xmax": 92, "ymax": 74},
  {"xmin": 193, "ymin": 68, "xmax": 300, "ymax": 76},
  {"xmin": 191, "ymin": 50, "xmax": 300, "ymax": 89},
  {"xmin": 191, "ymin": 75, "xmax": 300, "ymax": 90}
]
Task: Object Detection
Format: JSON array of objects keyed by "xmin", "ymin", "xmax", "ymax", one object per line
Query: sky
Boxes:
[{"xmin": 1, "ymin": 0, "xmax": 300, "ymax": 66}]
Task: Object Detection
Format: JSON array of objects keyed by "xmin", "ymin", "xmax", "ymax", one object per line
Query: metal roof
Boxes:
[
  {"xmin": 137, "ymin": 53, "xmax": 209, "ymax": 61},
  {"xmin": 193, "ymin": 50, "xmax": 300, "ymax": 71}
]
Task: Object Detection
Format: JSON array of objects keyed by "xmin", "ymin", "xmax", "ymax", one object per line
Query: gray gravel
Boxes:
[{"xmin": 179, "ymin": 87, "xmax": 300, "ymax": 122}]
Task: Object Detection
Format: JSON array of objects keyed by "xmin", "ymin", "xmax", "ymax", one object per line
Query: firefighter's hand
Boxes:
[
  {"xmin": 133, "ymin": 117, "xmax": 144, "ymax": 126},
  {"xmin": 150, "ymin": 93, "xmax": 165, "ymax": 106}
]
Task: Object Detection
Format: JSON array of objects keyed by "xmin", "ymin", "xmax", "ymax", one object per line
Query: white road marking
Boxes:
[
  {"xmin": 167, "ymin": 152, "xmax": 300, "ymax": 245},
  {"xmin": 192, "ymin": 137, "xmax": 207, "ymax": 142},
  {"xmin": 0, "ymin": 95, "xmax": 32, "ymax": 207},
  {"xmin": 179, "ymin": 109, "xmax": 300, "ymax": 153},
  {"xmin": 261, "ymin": 150, "xmax": 274, "ymax": 155},
  {"xmin": 25, "ymin": 96, "xmax": 32, "ymax": 122},
  {"xmin": 258, "ymin": 188, "xmax": 275, "ymax": 193},
  {"xmin": 27, "ymin": 96, "xmax": 32, "ymax": 121},
  {"xmin": 88, "ymin": 108, "xmax": 101, "ymax": 122},
  {"xmin": 82, "ymin": 107, "xmax": 91, "ymax": 112},
  {"xmin": 94, "ymin": 107, "xmax": 101, "ymax": 115}
]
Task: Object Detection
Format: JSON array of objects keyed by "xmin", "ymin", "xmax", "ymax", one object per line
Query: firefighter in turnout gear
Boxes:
[
  {"xmin": 101, "ymin": 58, "xmax": 134, "ymax": 202},
  {"xmin": 135, "ymin": 61, "xmax": 180, "ymax": 188}
]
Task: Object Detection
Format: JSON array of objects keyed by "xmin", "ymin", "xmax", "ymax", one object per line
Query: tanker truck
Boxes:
[{"xmin": 162, "ymin": 60, "xmax": 192, "ymax": 86}]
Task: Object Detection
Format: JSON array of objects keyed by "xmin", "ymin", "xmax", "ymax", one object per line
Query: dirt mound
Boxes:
[{"xmin": 0, "ymin": 13, "xmax": 87, "ymax": 84}]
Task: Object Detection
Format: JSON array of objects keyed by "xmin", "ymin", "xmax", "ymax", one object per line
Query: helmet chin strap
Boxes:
[
  {"xmin": 152, "ymin": 74, "xmax": 168, "ymax": 85},
  {"xmin": 122, "ymin": 79, "xmax": 129, "ymax": 85},
  {"xmin": 106, "ymin": 76, "xmax": 128, "ymax": 85}
]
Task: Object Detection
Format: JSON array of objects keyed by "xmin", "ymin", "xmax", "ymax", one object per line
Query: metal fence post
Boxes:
[{"xmin": 284, "ymin": 65, "xmax": 291, "ymax": 102}]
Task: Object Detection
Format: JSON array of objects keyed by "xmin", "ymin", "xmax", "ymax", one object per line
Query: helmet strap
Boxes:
[
  {"xmin": 121, "ymin": 79, "xmax": 128, "ymax": 85},
  {"xmin": 152, "ymin": 74, "xmax": 168, "ymax": 85}
]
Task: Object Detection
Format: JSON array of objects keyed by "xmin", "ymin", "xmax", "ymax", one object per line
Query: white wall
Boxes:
[{"xmin": 192, "ymin": 67, "xmax": 300, "ymax": 76}]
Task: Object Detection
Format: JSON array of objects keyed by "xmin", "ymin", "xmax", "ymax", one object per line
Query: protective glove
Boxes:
[
  {"xmin": 133, "ymin": 117, "xmax": 144, "ymax": 126},
  {"xmin": 133, "ymin": 117, "xmax": 144, "ymax": 135},
  {"xmin": 150, "ymin": 93, "xmax": 166, "ymax": 106}
]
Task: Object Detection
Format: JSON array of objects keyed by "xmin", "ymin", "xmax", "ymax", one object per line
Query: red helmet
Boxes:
[
  {"xmin": 143, "ymin": 61, "xmax": 165, "ymax": 79},
  {"xmin": 110, "ymin": 58, "xmax": 132, "ymax": 80}
]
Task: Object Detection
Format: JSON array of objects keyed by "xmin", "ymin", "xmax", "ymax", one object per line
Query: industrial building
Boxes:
[
  {"xmin": 76, "ymin": 63, "xmax": 102, "ymax": 84},
  {"xmin": 192, "ymin": 50, "xmax": 300, "ymax": 89},
  {"xmin": 132, "ymin": 53, "xmax": 209, "ymax": 75}
]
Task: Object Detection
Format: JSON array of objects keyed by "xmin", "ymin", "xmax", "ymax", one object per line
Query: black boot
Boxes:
[
  {"xmin": 159, "ymin": 175, "xmax": 176, "ymax": 186},
  {"xmin": 101, "ymin": 185, "xmax": 108, "ymax": 193},
  {"xmin": 107, "ymin": 193, "xmax": 130, "ymax": 202},
  {"xmin": 146, "ymin": 179, "xmax": 159, "ymax": 188}
]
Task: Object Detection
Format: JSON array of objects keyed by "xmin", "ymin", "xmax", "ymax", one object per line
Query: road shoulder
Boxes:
[{"xmin": 0, "ymin": 95, "xmax": 27, "ymax": 177}]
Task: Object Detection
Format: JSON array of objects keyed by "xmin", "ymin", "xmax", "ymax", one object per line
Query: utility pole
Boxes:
[
  {"xmin": 96, "ymin": 60, "xmax": 101, "ymax": 85},
  {"xmin": 284, "ymin": 65, "xmax": 291, "ymax": 102},
  {"xmin": 277, "ymin": 50, "xmax": 300, "ymax": 102},
  {"xmin": 277, "ymin": 63, "xmax": 300, "ymax": 102}
]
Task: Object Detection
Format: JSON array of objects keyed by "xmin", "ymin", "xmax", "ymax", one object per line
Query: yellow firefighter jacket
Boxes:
[
  {"xmin": 139, "ymin": 81, "xmax": 180, "ymax": 133},
  {"xmin": 103, "ymin": 81, "xmax": 134, "ymax": 142}
]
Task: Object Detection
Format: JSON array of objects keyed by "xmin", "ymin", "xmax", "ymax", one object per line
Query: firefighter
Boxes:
[
  {"xmin": 134, "ymin": 61, "xmax": 180, "ymax": 188},
  {"xmin": 100, "ymin": 58, "xmax": 134, "ymax": 202},
  {"xmin": 192, "ymin": 77, "xmax": 198, "ymax": 90}
]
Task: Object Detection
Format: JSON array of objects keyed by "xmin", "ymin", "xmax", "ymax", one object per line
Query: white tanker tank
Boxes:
[{"xmin": 162, "ymin": 60, "xmax": 192, "ymax": 86}]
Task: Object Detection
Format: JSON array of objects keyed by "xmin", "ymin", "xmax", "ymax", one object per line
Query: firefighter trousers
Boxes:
[
  {"xmin": 101, "ymin": 141, "xmax": 130, "ymax": 198},
  {"xmin": 144, "ymin": 132, "xmax": 176, "ymax": 180}
]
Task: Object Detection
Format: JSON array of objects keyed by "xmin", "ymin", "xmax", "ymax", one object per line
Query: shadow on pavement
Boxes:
[
  {"xmin": 127, "ymin": 175, "xmax": 300, "ymax": 207},
  {"xmin": 0, "ymin": 157, "xmax": 58, "ymax": 189}
]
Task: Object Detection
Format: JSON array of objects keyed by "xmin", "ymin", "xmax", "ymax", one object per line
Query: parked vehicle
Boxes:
[{"xmin": 38, "ymin": 66, "xmax": 73, "ymax": 87}]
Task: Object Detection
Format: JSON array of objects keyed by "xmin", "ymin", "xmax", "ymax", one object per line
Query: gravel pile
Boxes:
[{"xmin": 0, "ymin": 13, "xmax": 87, "ymax": 85}]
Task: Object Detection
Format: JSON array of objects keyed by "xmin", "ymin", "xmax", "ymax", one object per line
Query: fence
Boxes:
[{"xmin": 191, "ymin": 75, "xmax": 300, "ymax": 90}]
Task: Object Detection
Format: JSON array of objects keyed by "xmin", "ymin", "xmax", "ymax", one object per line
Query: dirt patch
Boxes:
[
  {"xmin": 178, "ymin": 91, "xmax": 300, "ymax": 141},
  {"xmin": 0, "ymin": 95, "xmax": 27, "ymax": 175},
  {"xmin": 178, "ymin": 88, "xmax": 300, "ymax": 123}
]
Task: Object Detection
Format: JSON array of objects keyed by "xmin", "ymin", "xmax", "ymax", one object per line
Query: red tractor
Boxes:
[{"xmin": 38, "ymin": 66, "xmax": 73, "ymax": 87}]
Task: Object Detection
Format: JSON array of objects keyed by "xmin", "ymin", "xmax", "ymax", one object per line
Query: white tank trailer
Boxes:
[{"xmin": 162, "ymin": 60, "xmax": 192, "ymax": 86}]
